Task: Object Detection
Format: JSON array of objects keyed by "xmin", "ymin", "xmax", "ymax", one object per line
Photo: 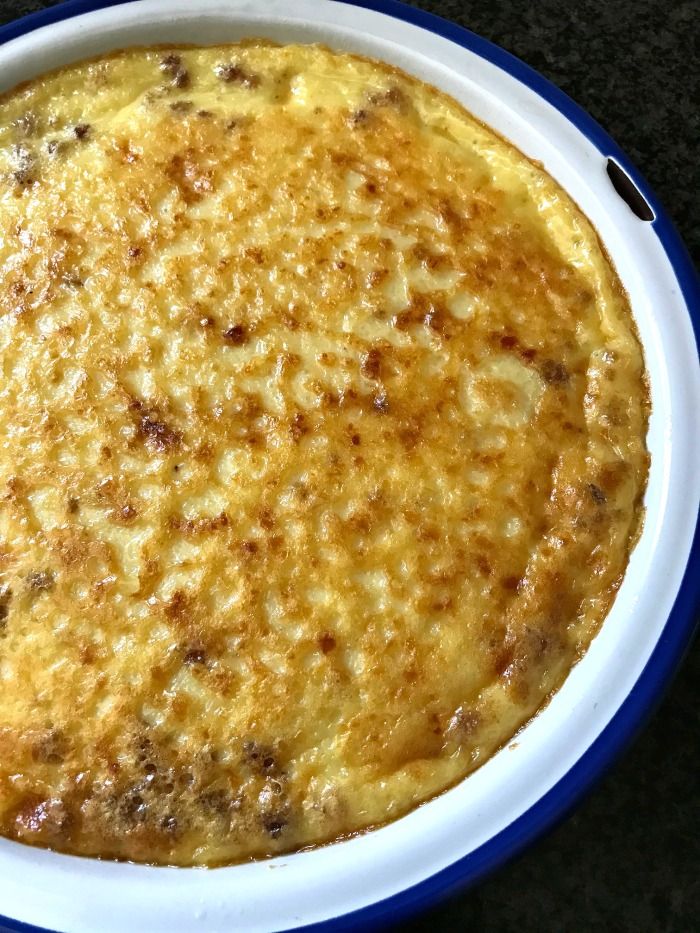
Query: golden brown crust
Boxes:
[{"xmin": 0, "ymin": 42, "xmax": 648, "ymax": 865}]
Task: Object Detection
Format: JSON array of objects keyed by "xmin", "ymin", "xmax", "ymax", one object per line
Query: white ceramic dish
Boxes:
[{"xmin": 0, "ymin": 2, "xmax": 698, "ymax": 931}]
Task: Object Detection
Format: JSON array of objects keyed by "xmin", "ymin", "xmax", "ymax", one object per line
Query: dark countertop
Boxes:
[{"xmin": 0, "ymin": 2, "xmax": 698, "ymax": 931}]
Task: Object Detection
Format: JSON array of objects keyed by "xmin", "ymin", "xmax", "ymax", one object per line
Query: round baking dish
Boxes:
[{"xmin": 0, "ymin": 1, "xmax": 698, "ymax": 931}]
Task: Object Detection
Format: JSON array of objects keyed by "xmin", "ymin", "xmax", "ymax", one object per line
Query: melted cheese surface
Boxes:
[{"xmin": 0, "ymin": 43, "xmax": 648, "ymax": 865}]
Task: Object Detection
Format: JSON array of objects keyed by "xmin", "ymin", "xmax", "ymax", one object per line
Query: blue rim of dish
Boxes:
[{"xmin": 0, "ymin": 1, "xmax": 698, "ymax": 931}]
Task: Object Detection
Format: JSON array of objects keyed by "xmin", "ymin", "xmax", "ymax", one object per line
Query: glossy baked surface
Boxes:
[{"xmin": 0, "ymin": 42, "xmax": 648, "ymax": 864}]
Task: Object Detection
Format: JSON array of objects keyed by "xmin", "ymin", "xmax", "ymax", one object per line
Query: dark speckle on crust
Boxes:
[
  {"xmin": 588, "ymin": 483, "xmax": 607, "ymax": 505},
  {"xmin": 169, "ymin": 100, "xmax": 193, "ymax": 114},
  {"xmin": 26, "ymin": 570, "xmax": 55, "ymax": 592},
  {"xmin": 372, "ymin": 392, "xmax": 389, "ymax": 414},
  {"xmin": 243, "ymin": 740, "xmax": 281, "ymax": 776},
  {"xmin": 160, "ymin": 815, "xmax": 178, "ymax": 834},
  {"xmin": 318, "ymin": 632, "xmax": 336, "ymax": 653},
  {"xmin": 368, "ymin": 86, "xmax": 406, "ymax": 108},
  {"xmin": 198, "ymin": 788, "xmax": 233, "ymax": 816},
  {"xmin": 263, "ymin": 818, "xmax": 285, "ymax": 838},
  {"xmin": 160, "ymin": 54, "xmax": 189, "ymax": 88},
  {"xmin": 540, "ymin": 359, "xmax": 569, "ymax": 385},
  {"xmin": 137, "ymin": 413, "xmax": 182, "ymax": 452},
  {"xmin": 0, "ymin": 586, "xmax": 11, "ymax": 631},
  {"xmin": 13, "ymin": 112, "xmax": 37, "ymax": 137},
  {"xmin": 349, "ymin": 108, "xmax": 370, "ymax": 126},
  {"xmin": 32, "ymin": 729, "xmax": 68, "ymax": 765},
  {"xmin": 10, "ymin": 144, "xmax": 36, "ymax": 186},
  {"xmin": 118, "ymin": 790, "xmax": 148, "ymax": 824},
  {"xmin": 290, "ymin": 412, "xmax": 308, "ymax": 442},
  {"xmin": 223, "ymin": 324, "xmax": 248, "ymax": 345},
  {"xmin": 215, "ymin": 62, "xmax": 260, "ymax": 88},
  {"xmin": 361, "ymin": 348, "xmax": 382, "ymax": 380},
  {"xmin": 159, "ymin": 54, "xmax": 181, "ymax": 72},
  {"xmin": 183, "ymin": 646, "xmax": 207, "ymax": 665},
  {"xmin": 117, "ymin": 504, "xmax": 138, "ymax": 523}
]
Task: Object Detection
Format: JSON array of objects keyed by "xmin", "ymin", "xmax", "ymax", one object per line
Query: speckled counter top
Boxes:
[{"xmin": 0, "ymin": 1, "xmax": 697, "ymax": 931}]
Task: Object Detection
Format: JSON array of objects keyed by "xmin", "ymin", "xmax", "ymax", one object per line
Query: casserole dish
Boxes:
[{"xmin": 0, "ymin": 1, "xmax": 698, "ymax": 930}]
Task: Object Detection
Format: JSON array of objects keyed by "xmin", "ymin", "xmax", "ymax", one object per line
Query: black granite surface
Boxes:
[{"xmin": 0, "ymin": 2, "xmax": 697, "ymax": 932}]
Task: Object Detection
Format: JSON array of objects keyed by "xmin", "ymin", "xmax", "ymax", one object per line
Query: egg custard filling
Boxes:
[{"xmin": 0, "ymin": 43, "xmax": 648, "ymax": 865}]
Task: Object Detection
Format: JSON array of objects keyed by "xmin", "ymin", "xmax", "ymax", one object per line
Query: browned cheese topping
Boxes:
[{"xmin": 0, "ymin": 43, "xmax": 648, "ymax": 865}]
